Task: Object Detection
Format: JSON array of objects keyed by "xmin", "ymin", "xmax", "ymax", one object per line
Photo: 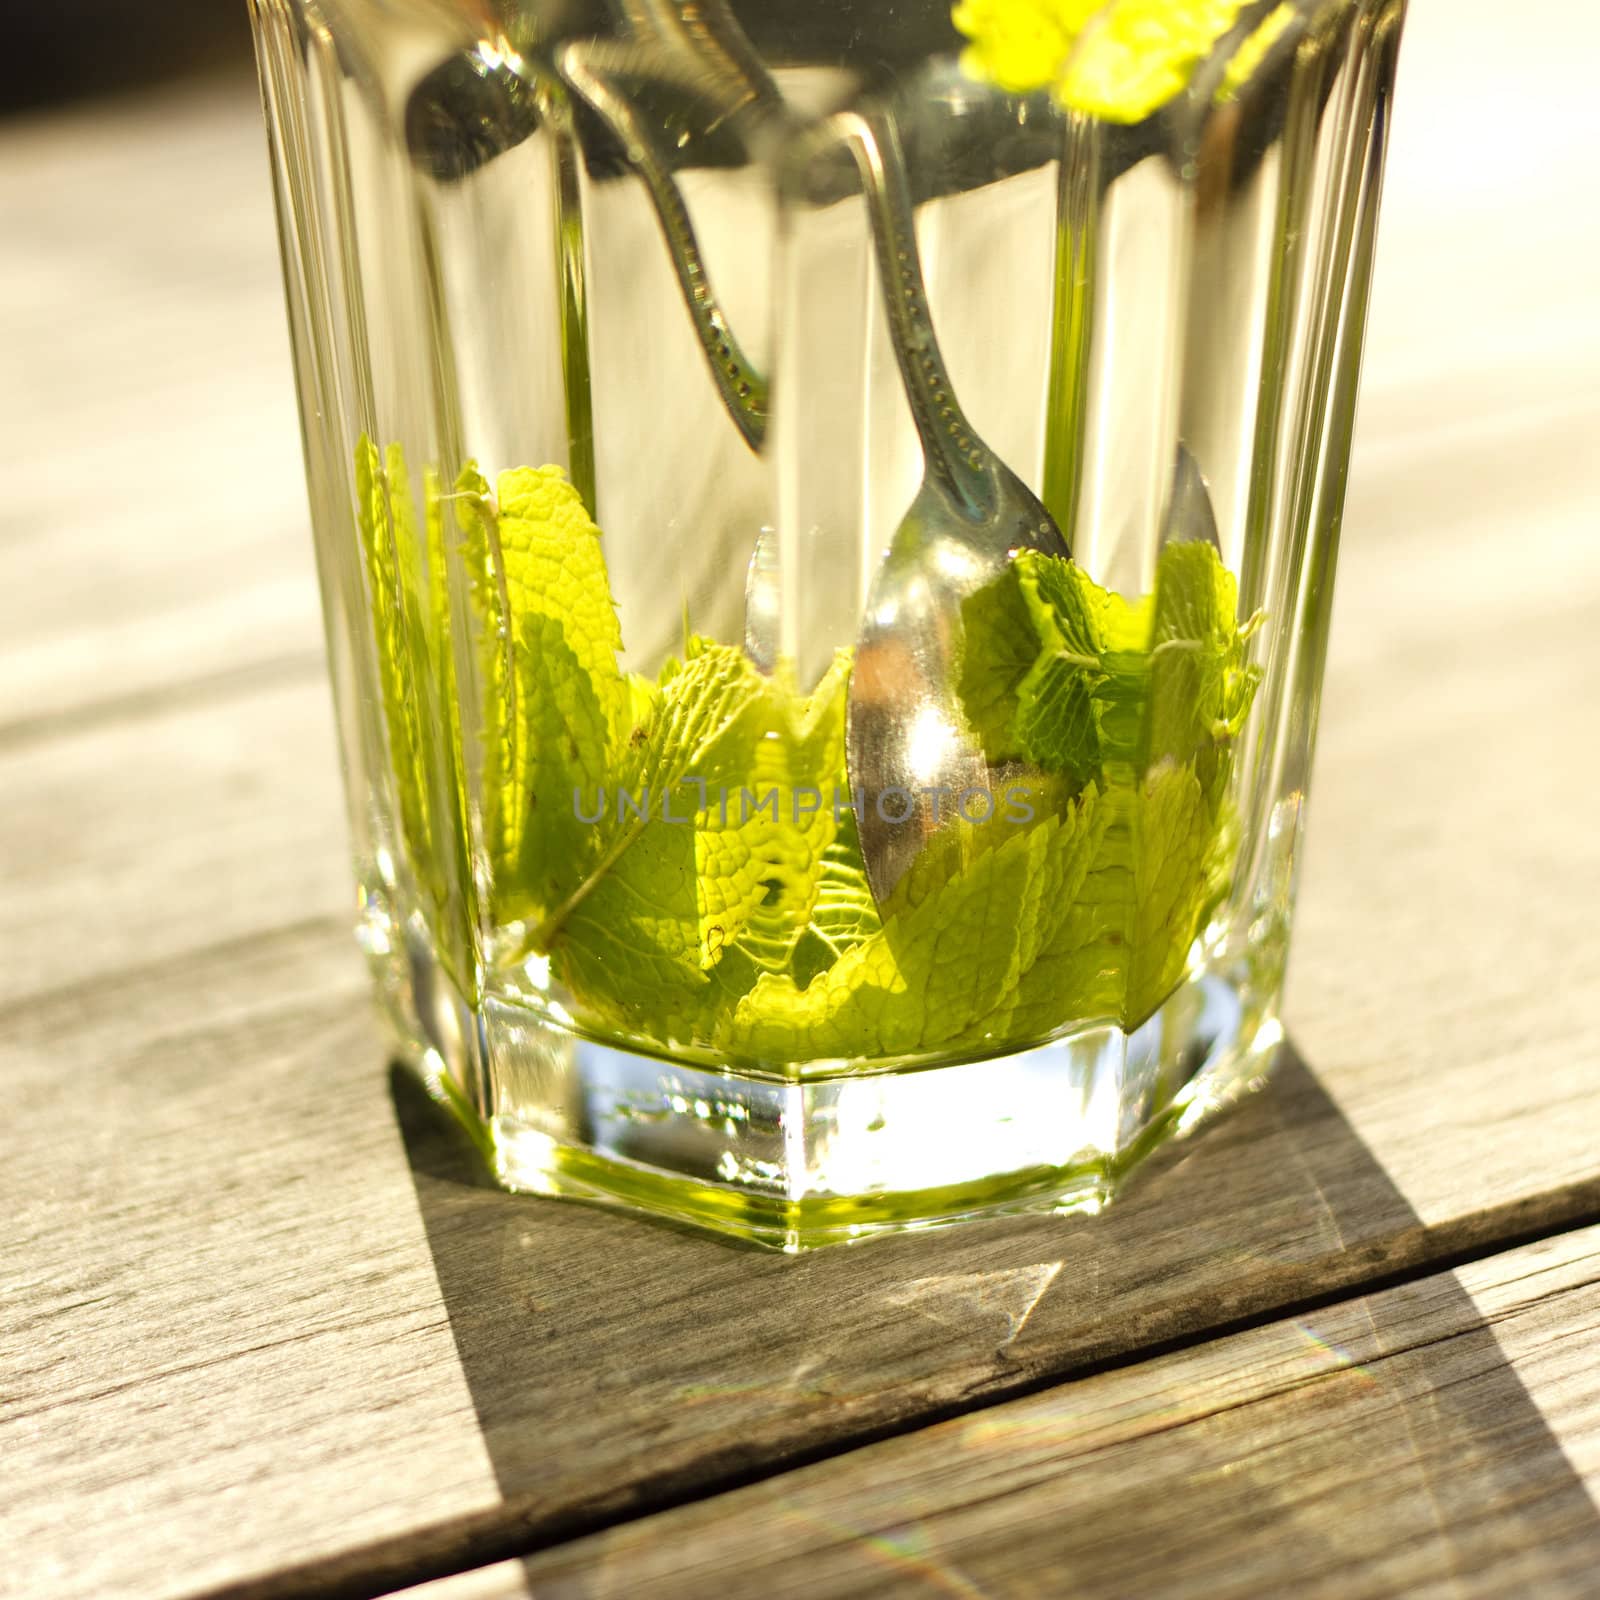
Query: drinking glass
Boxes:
[{"xmin": 249, "ymin": 0, "xmax": 1406, "ymax": 1247}]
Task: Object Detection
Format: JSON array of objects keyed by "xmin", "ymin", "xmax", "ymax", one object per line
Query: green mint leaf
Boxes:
[
  {"xmin": 1144, "ymin": 539, "xmax": 1244, "ymax": 767},
  {"xmin": 951, "ymin": 0, "xmax": 1106, "ymax": 98},
  {"xmin": 453, "ymin": 463, "xmax": 517, "ymax": 902},
  {"xmin": 989, "ymin": 763, "xmax": 1212, "ymax": 1036},
  {"xmin": 978, "ymin": 782, "xmax": 1115, "ymax": 1040},
  {"xmin": 499, "ymin": 466, "xmax": 630, "ymax": 916},
  {"xmin": 1124, "ymin": 758, "xmax": 1212, "ymax": 1024},
  {"xmin": 790, "ymin": 806, "xmax": 883, "ymax": 991},
  {"xmin": 954, "ymin": 549, "xmax": 1048, "ymax": 762},
  {"xmin": 624, "ymin": 638, "xmax": 772, "ymax": 793},
  {"xmin": 352, "ymin": 442, "xmax": 477, "ymax": 987},
  {"xmin": 695, "ymin": 650, "xmax": 854, "ymax": 977},
  {"xmin": 718, "ymin": 815, "xmax": 1063, "ymax": 1061},
  {"xmin": 355, "ymin": 438, "xmax": 440, "ymax": 902},
  {"xmin": 541, "ymin": 639, "xmax": 774, "ymax": 1029},
  {"xmin": 420, "ymin": 461, "xmax": 478, "ymax": 984},
  {"xmin": 456, "ymin": 463, "xmax": 630, "ymax": 923},
  {"xmin": 957, "ymin": 538, "xmax": 1262, "ymax": 1031},
  {"xmin": 958, "ymin": 549, "xmax": 1120, "ymax": 784},
  {"xmin": 1217, "ymin": 3, "xmax": 1295, "ymax": 103},
  {"xmin": 1011, "ymin": 556, "xmax": 1113, "ymax": 778},
  {"xmin": 547, "ymin": 644, "xmax": 887, "ymax": 1046},
  {"xmin": 432, "ymin": 445, "xmax": 1264, "ymax": 1057}
]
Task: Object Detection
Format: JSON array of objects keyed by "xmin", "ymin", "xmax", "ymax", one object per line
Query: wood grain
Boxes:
[
  {"xmin": 1, "ymin": 0, "xmax": 1597, "ymax": 1596},
  {"xmin": 0, "ymin": 925, "xmax": 503, "ymax": 1600},
  {"xmin": 1288, "ymin": 396, "xmax": 1600, "ymax": 1230},
  {"xmin": 0, "ymin": 84, "xmax": 323, "ymax": 745},
  {"xmin": 0, "ymin": 676, "xmax": 347, "ymax": 1012},
  {"xmin": 515, "ymin": 1225, "xmax": 1600, "ymax": 1599}
]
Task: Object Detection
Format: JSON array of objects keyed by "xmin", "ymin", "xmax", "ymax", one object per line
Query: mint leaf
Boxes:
[
  {"xmin": 453, "ymin": 464, "xmax": 517, "ymax": 900},
  {"xmin": 980, "ymin": 782, "xmax": 1114, "ymax": 1038},
  {"xmin": 951, "ymin": 0, "xmax": 1104, "ymax": 98},
  {"xmin": 958, "ymin": 539, "xmax": 1262, "ymax": 1030},
  {"xmin": 1125, "ymin": 759, "xmax": 1212, "ymax": 1023},
  {"xmin": 980, "ymin": 763, "xmax": 1213, "ymax": 1036},
  {"xmin": 959, "ymin": 550, "xmax": 1114, "ymax": 784},
  {"xmin": 419, "ymin": 461, "xmax": 477, "ymax": 984},
  {"xmin": 695, "ymin": 650, "xmax": 854, "ymax": 976},
  {"xmin": 719, "ymin": 815, "xmax": 1063, "ymax": 1061},
  {"xmin": 1144, "ymin": 539, "xmax": 1247, "ymax": 768},
  {"xmin": 456, "ymin": 463, "xmax": 630, "ymax": 923},
  {"xmin": 961, "ymin": 538, "xmax": 1258, "ymax": 790},
  {"xmin": 959, "ymin": 551, "xmax": 1125, "ymax": 781},
  {"xmin": 499, "ymin": 467, "xmax": 630, "ymax": 917},
  {"xmin": 355, "ymin": 438, "xmax": 440, "ymax": 902},
  {"xmin": 540, "ymin": 639, "xmax": 773, "ymax": 1029},
  {"xmin": 1061, "ymin": 0, "xmax": 1259, "ymax": 123},
  {"xmin": 546, "ymin": 644, "xmax": 886, "ymax": 1044},
  {"xmin": 791, "ymin": 807, "xmax": 883, "ymax": 989},
  {"xmin": 1217, "ymin": 3, "xmax": 1294, "ymax": 103}
]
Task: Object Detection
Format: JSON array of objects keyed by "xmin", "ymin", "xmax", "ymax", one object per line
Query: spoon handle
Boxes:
[
  {"xmin": 560, "ymin": 39, "xmax": 772, "ymax": 452},
  {"xmin": 836, "ymin": 105, "xmax": 992, "ymax": 517},
  {"xmin": 637, "ymin": 0, "xmax": 785, "ymax": 114}
]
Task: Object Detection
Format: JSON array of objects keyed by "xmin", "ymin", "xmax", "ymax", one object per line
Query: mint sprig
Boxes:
[
  {"xmin": 360, "ymin": 443, "xmax": 1262, "ymax": 1061},
  {"xmin": 957, "ymin": 537, "xmax": 1263, "ymax": 1028}
]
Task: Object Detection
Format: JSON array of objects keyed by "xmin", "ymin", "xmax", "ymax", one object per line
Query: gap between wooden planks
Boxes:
[{"xmin": 420, "ymin": 1222, "xmax": 1600, "ymax": 1600}]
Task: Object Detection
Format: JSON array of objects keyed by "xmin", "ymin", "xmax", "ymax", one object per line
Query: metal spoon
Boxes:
[
  {"xmin": 559, "ymin": 5, "xmax": 788, "ymax": 666},
  {"xmin": 558, "ymin": 5, "xmax": 1248, "ymax": 724},
  {"xmin": 558, "ymin": 30, "xmax": 775, "ymax": 453},
  {"xmin": 836, "ymin": 105, "xmax": 1074, "ymax": 906}
]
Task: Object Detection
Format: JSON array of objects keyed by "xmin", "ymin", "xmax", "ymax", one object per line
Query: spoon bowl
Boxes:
[{"xmin": 837, "ymin": 106, "xmax": 1071, "ymax": 905}]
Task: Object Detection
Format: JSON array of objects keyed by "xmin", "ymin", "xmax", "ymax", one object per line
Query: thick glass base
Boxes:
[{"xmin": 365, "ymin": 888, "xmax": 1285, "ymax": 1251}]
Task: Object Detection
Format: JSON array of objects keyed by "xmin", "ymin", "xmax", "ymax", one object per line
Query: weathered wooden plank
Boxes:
[
  {"xmin": 512, "ymin": 1226, "xmax": 1600, "ymax": 1599},
  {"xmin": 0, "ymin": 925, "xmax": 503, "ymax": 1600},
  {"xmin": 1287, "ymin": 399, "xmax": 1600, "ymax": 1231},
  {"xmin": 0, "ymin": 84, "xmax": 324, "ymax": 741},
  {"xmin": 446, "ymin": 1261, "xmax": 1599, "ymax": 1600},
  {"xmin": 0, "ymin": 674, "xmax": 348, "ymax": 1012},
  {"xmin": 6, "ymin": 958, "xmax": 1592, "ymax": 1600}
]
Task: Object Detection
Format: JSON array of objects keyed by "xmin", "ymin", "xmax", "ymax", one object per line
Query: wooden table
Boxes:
[{"xmin": 3, "ymin": 3, "xmax": 1597, "ymax": 1595}]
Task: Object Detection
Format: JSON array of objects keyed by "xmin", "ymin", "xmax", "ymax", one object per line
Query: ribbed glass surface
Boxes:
[{"xmin": 250, "ymin": 0, "xmax": 1404, "ymax": 1245}]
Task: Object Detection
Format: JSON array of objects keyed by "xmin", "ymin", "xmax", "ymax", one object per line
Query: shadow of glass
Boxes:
[{"xmin": 390, "ymin": 1043, "xmax": 1600, "ymax": 1584}]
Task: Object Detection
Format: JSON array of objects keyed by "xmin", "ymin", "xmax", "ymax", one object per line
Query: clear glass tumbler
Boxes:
[{"xmin": 249, "ymin": 0, "xmax": 1405, "ymax": 1247}]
